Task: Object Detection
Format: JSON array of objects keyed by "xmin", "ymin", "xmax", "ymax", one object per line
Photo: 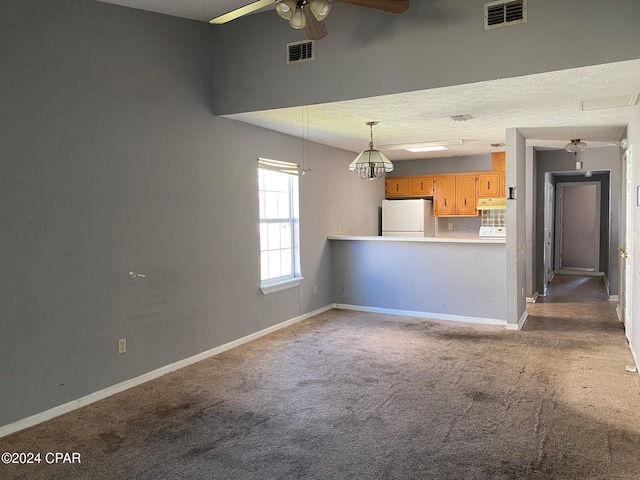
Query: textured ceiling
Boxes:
[
  {"xmin": 228, "ymin": 60, "xmax": 640, "ymax": 159},
  {"xmin": 96, "ymin": 0, "xmax": 640, "ymax": 160},
  {"xmin": 95, "ymin": 0, "xmax": 262, "ymax": 22}
]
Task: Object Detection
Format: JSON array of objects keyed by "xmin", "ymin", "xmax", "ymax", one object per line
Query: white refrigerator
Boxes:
[{"xmin": 382, "ymin": 199, "xmax": 436, "ymax": 237}]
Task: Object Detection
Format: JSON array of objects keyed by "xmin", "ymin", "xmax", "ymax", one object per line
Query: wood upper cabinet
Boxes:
[
  {"xmin": 433, "ymin": 175, "xmax": 456, "ymax": 216},
  {"xmin": 409, "ymin": 176, "xmax": 434, "ymax": 196},
  {"xmin": 477, "ymin": 172, "xmax": 501, "ymax": 197},
  {"xmin": 455, "ymin": 174, "xmax": 478, "ymax": 216},
  {"xmin": 385, "ymin": 177, "xmax": 410, "ymax": 197},
  {"xmin": 492, "ymin": 152, "xmax": 505, "ymax": 172},
  {"xmin": 499, "ymin": 172, "xmax": 506, "ymax": 197}
]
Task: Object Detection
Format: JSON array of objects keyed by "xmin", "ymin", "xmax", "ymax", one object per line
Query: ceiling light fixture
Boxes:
[
  {"xmin": 309, "ymin": 0, "xmax": 331, "ymax": 20},
  {"xmin": 349, "ymin": 122, "xmax": 393, "ymax": 180},
  {"xmin": 289, "ymin": 6, "xmax": 306, "ymax": 28},
  {"xmin": 276, "ymin": 0, "xmax": 331, "ymax": 29},
  {"xmin": 379, "ymin": 139, "xmax": 463, "ymax": 151},
  {"xmin": 406, "ymin": 146, "xmax": 448, "ymax": 153},
  {"xmin": 565, "ymin": 139, "xmax": 587, "ymax": 155}
]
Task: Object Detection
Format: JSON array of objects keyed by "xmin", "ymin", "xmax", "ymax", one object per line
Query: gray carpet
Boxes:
[{"xmin": 2, "ymin": 275, "xmax": 640, "ymax": 479}]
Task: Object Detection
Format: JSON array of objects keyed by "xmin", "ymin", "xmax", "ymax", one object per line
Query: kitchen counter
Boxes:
[{"xmin": 328, "ymin": 235, "xmax": 506, "ymax": 244}]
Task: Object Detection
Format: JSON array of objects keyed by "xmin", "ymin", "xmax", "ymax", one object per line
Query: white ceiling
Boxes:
[
  {"xmin": 97, "ymin": 0, "xmax": 640, "ymax": 160},
  {"xmin": 96, "ymin": 0, "xmax": 267, "ymax": 22}
]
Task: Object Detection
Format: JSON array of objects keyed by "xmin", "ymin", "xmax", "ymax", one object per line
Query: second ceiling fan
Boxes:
[{"xmin": 210, "ymin": 0, "xmax": 410, "ymax": 40}]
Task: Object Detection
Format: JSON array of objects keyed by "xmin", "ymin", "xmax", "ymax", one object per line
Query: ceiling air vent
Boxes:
[
  {"xmin": 484, "ymin": 0, "xmax": 526, "ymax": 30},
  {"xmin": 287, "ymin": 40, "xmax": 314, "ymax": 65}
]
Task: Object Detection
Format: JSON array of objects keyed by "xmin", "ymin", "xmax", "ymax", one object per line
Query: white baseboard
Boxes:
[
  {"xmin": 526, "ymin": 292, "xmax": 539, "ymax": 304},
  {"xmin": 0, "ymin": 304, "xmax": 333, "ymax": 439},
  {"xmin": 506, "ymin": 310, "xmax": 528, "ymax": 331},
  {"xmin": 629, "ymin": 341, "xmax": 640, "ymax": 379},
  {"xmin": 332, "ymin": 303, "xmax": 507, "ymax": 327},
  {"xmin": 609, "ymin": 295, "xmax": 619, "ymax": 302}
]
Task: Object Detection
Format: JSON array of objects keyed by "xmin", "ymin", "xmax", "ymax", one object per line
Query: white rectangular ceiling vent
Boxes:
[
  {"xmin": 484, "ymin": 0, "xmax": 527, "ymax": 30},
  {"xmin": 287, "ymin": 40, "xmax": 314, "ymax": 65}
]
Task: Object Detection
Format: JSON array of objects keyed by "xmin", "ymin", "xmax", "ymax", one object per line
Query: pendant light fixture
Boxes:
[{"xmin": 349, "ymin": 122, "xmax": 394, "ymax": 180}]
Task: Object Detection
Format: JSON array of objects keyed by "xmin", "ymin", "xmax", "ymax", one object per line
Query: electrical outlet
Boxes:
[
  {"xmin": 118, "ymin": 338, "xmax": 127, "ymax": 354},
  {"xmin": 338, "ymin": 226, "xmax": 342, "ymax": 234},
  {"xmin": 448, "ymin": 223, "xmax": 453, "ymax": 230},
  {"xmin": 313, "ymin": 285, "xmax": 318, "ymax": 294}
]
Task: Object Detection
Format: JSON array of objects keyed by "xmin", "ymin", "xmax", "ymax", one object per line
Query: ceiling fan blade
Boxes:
[
  {"xmin": 209, "ymin": 0, "xmax": 274, "ymax": 24},
  {"xmin": 334, "ymin": 0, "xmax": 409, "ymax": 14},
  {"xmin": 304, "ymin": 7, "xmax": 328, "ymax": 40}
]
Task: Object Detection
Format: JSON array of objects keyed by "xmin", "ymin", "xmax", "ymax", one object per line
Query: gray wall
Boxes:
[
  {"xmin": 506, "ymin": 129, "xmax": 527, "ymax": 327},
  {"xmin": 389, "ymin": 155, "xmax": 492, "ymax": 176},
  {"xmin": 331, "ymin": 240, "xmax": 507, "ymax": 322},
  {"xmin": 534, "ymin": 147, "xmax": 620, "ymax": 296},
  {"xmin": 211, "ymin": 0, "xmax": 640, "ymax": 114},
  {"xmin": 0, "ymin": 0, "xmax": 382, "ymax": 427}
]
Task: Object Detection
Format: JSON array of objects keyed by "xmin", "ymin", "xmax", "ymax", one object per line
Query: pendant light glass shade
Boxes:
[
  {"xmin": 349, "ymin": 149, "xmax": 394, "ymax": 179},
  {"xmin": 289, "ymin": 7, "xmax": 306, "ymax": 28},
  {"xmin": 309, "ymin": 0, "xmax": 331, "ymax": 20},
  {"xmin": 276, "ymin": 0, "xmax": 296, "ymax": 20},
  {"xmin": 349, "ymin": 122, "xmax": 394, "ymax": 179}
]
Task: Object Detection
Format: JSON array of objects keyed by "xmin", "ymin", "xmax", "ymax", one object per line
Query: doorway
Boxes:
[{"xmin": 554, "ymin": 182, "xmax": 601, "ymax": 275}]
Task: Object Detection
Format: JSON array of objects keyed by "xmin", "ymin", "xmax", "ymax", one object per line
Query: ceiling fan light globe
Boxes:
[
  {"xmin": 309, "ymin": 0, "xmax": 331, "ymax": 21},
  {"xmin": 289, "ymin": 7, "xmax": 306, "ymax": 28},
  {"xmin": 276, "ymin": 0, "xmax": 296, "ymax": 20}
]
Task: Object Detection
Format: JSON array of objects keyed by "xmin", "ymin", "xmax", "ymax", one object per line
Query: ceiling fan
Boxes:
[{"xmin": 210, "ymin": 0, "xmax": 409, "ymax": 40}]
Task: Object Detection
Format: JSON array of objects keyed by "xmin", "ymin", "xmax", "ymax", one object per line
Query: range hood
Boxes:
[{"xmin": 477, "ymin": 197, "xmax": 506, "ymax": 210}]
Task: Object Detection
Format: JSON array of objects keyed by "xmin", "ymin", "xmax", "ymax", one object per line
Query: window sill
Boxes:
[{"xmin": 260, "ymin": 277, "xmax": 304, "ymax": 295}]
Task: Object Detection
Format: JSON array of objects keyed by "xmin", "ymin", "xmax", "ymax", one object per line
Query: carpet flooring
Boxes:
[{"xmin": 1, "ymin": 275, "xmax": 639, "ymax": 479}]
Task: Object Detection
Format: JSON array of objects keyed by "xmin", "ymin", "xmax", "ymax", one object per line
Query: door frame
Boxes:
[
  {"xmin": 620, "ymin": 146, "xmax": 634, "ymax": 341},
  {"xmin": 543, "ymin": 180, "xmax": 554, "ymax": 294},
  {"xmin": 554, "ymin": 181, "xmax": 601, "ymax": 275}
]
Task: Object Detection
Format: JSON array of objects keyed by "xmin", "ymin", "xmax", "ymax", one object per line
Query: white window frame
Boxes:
[{"xmin": 258, "ymin": 158, "xmax": 303, "ymax": 294}]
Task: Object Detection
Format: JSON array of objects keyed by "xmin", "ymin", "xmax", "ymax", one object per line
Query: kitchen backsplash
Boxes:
[{"xmin": 481, "ymin": 209, "xmax": 506, "ymax": 227}]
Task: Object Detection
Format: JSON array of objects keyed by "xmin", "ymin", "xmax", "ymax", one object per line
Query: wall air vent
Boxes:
[
  {"xmin": 287, "ymin": 40, "xmax": 314, "ymax": 65},
  {"xmin": 484, "ymin": 0, "xmax": 526, "ymax": 30}
]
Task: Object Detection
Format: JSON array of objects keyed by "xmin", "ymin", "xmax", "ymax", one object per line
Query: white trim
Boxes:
[
  {"xmin": 0, "ymin": 304, "xmax": 331, "ymax": 439},
  {"xmin": 526, "ymin": 292, "xmax": 539, "ymax": 303},
  {"xmin": 260, "ymin": 276, "xmax": 303, "ymax": 295},
  {"xmin": 332, "ymin": 303, "xmax": 506, "ymax": 326},
  {"xmin": 506, "ymin": 310, "xmax": 528, "ymax": 331},
  {"xmin": 609, "ymin": 295, "xmax": 619, "ymax": 303},
  {"xmin": 629, "ymin": 341, "xmax": 640, "ymax": 378}
]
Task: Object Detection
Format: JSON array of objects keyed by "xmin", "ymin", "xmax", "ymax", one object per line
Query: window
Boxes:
[{"xmin": 258, "ymin": 158, "xmax": 302, "ymax": 293}]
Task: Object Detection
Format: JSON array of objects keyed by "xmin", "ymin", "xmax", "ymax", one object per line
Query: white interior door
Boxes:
[{"xmin": 621, "ymin": 147, "xmax": 634, "ymax": 341}]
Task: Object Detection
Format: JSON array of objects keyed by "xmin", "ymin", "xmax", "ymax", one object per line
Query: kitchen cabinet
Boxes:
[
  {"xmin": 478, "ymin": 172, "xmax": 500, "ymax": 197},
  {"xmin": 492, "ymin": 152, "xmax": 505, "ymax": 172},
  {"xmin": 433, "ymin": 176, "xmax": 456, "ymax": 216},
  {"xmin": 455, "ymin": 174, "xmax": 478, "ymax": 216},
  {"xmin": 434, "ymin": 174, "xmax": 478, "ymax": 217},
  {"xmin": 409, "ymin": 176, "xmax": 434, "ymax": 196},
  {"xmin": 499, "ymin": 172, "xmax": 506, "ymax": 197},
  {"xmin": 385, "ymin": 177, "xmax": 410, "ymax": 197}
]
